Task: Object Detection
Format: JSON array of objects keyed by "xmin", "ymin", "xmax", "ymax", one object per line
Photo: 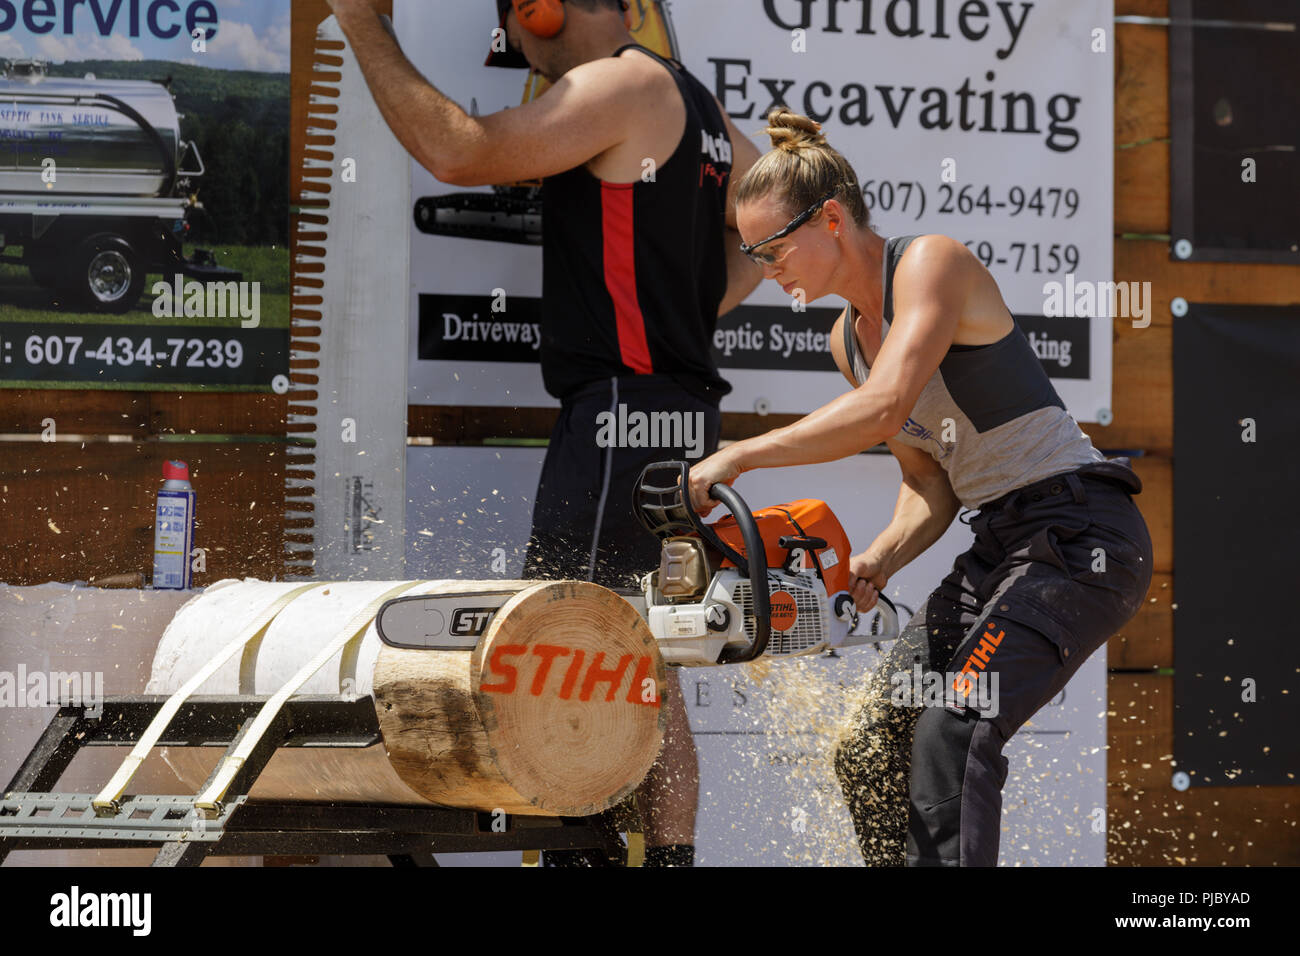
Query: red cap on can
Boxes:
[{"xmin": 162, "ymin": 460, "xmax": 189, "ymax": 481}]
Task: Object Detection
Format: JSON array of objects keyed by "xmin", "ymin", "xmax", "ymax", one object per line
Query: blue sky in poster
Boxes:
[{"xmin": 0, "ymin": 0, "xmax": 289, "ymax": 73}]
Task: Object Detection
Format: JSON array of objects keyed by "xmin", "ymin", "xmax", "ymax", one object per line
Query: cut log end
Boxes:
[{"xmin": 376, "ymin": 581, "xmax": 666, "ymax": 816}]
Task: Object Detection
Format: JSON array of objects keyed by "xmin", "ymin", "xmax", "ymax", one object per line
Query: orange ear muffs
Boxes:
[{"xmin": 513, "ymin": 0, "xmax": 566, "ymax": 39}]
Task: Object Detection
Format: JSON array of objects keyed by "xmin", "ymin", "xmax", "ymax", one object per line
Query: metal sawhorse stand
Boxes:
[{"xmin": 0, "ymin": 696, "xmax": 629, "ymax": 867}]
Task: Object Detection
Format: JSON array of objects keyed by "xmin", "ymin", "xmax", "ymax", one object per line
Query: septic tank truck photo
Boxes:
[{"xmin": 0, "ymin": 59, "xmax": 241, "ymax": 314}]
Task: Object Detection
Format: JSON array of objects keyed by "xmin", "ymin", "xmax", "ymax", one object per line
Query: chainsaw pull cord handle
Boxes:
[{"xmin": 707, "ymin": 482, "xmax": 771, "ymax": 664}]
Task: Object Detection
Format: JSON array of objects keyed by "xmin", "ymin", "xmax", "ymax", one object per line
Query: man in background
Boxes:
[{"xmin": 327, "ymin": 0, "xmax": 762, "ymax": 866}]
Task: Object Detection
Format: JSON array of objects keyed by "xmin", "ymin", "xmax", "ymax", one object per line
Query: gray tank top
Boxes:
[{"xmin": 844, "ymin": 235, "xmax": 1103, "ymax": 509}]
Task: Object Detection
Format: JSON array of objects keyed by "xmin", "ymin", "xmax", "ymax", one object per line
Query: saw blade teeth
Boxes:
[{"xmin": 287, "ymin": 13, "xmax": 411, "ymax": 578}]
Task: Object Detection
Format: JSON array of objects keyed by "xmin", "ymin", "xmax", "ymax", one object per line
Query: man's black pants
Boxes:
[
  {"xmin": 834, "ymin": 458, "xmax": 1153, "ymax": 866},
  {"xmin": 523, "ymin": 374, "xmax": 722, "ymax": 589}
]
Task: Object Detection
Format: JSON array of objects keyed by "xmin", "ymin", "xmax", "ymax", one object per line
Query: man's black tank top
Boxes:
[{"xmin": 540, "ymin": 44, "xmax": 733, "ymax": 404}]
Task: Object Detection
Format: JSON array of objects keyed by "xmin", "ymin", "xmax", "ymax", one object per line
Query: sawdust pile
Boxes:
[
  {"xmin": 723, "ymin": 652, "xmax": 915, "ymax": 866},
  {"xmin": 728, "ymin": 646, "xmax": 1107, "ymax": 867},
  {"xmin": 830, "ymin": 658, "xmax": 920, "ymax": 865}
]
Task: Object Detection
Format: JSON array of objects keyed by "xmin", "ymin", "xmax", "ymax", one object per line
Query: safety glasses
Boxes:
[{"xmin": 739, "ymin": 190, "xmax": 838, "ymax": 266}]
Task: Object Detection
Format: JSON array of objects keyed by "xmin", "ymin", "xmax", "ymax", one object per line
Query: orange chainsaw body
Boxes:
[{"xmin": 709, "ymin": 499, "xmax": 852, "ymax": 597}]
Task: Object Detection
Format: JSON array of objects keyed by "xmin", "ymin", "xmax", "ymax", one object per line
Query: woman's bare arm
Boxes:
[{"xmin": 868, "ymin": 438, "xmax": 962, "ymax": 580}]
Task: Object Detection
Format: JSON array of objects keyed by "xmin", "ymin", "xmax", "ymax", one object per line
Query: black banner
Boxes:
[
  {"xmin": 1014, "ymin": 313, "xmax": 1091, "ymax": 380},
  {"xmin": 0, "ymin": 864, "xmax": 1284, "ymax": 933},
  {"xmin": 1170, "ymin": 0, "xmax": 1300, "ymax": 263},
  {"xmin": 0, "ymin": 322, "xmax": 288, "ymax": 388},
  {"xmin": 418, "ymin": 294, "xmax": 542, "ymax": 363},
  {"xmin": 1173, "ymin": 303, "xmax": 1300, "ymax": 786},
  {"xmin": 710, "ymin": 304, "xmax": 840, "ymax": 371},
  {"xmin": 417, "ymin": 297, "xmax": 1089, "ymax": 380}
]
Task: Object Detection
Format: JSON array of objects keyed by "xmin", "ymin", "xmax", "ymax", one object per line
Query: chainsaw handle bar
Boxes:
[
  {"xmin": 633, "ymin": 461, "xmax": 737, "ymax": 562},
  {"xmin": 707, "ymin": 482, "xmax": 771, "ymax": 663},
  {"xmin": 633, "ymin": 461, "xmax": 770, "ymax": 664},
  {"xmin": 864, "ymin": 592, "xmax": 901, "ymax": 642}
]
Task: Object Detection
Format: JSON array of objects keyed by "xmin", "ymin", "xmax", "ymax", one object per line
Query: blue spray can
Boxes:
[{"xmin": 152, "ymin": 460, "xmax": 196, "ymax": 590}]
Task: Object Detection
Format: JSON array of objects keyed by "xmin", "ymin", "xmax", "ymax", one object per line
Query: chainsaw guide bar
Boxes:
[
  {"xmin": 377, "ymin": 463, "xmax": 900, "ymax": 666},
  {"xmin": 376, "ymin": 589, "xmax": 647, "ymax": 652}
]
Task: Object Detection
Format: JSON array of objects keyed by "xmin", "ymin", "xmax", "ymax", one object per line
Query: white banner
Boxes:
[{"xmin": 399, "ymin": 0, "xmax": 1114, "ymax": 421}]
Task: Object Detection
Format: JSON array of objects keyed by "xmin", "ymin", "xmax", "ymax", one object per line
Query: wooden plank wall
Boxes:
[
  {"xmin": 1103, "ymin": 0, "xmax": 1299, "ymax": 865},
  {"xmin": 0, "ymin": 352, "xmax": 290, "ymax": 588},
  {"xmin": 1, "ymin": 0, "xmax": 1294, "ymax": 864}
]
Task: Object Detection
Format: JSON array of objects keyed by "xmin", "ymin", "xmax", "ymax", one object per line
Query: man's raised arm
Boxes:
[{"xmin": 328, "ymin": 0, "xmax": 631, "ymax": 186}]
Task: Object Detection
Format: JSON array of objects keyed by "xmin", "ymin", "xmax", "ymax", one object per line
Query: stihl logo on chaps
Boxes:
[
  {"xmin": 952, "ymin": 620, "xmax": 1006, "ymax": 697},
  {"xmin": 482, "ymin": 644, "xmax": 660, "ymax": 707}
]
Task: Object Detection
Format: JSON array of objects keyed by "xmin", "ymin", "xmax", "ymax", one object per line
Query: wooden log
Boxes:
[
  {"xmin": 374, "ymin": 580, "xmax": 665, "ymax": 817},
  {"xmin": 147, "ymin": 578, "xmax": 663, "ymax": 816}
]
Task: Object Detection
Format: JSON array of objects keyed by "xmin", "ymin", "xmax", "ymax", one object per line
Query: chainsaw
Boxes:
[
  {"xmin": 372, "ymin": 461, "xmax": 898, "ymax": 667},
  {"xmin": 633, "ymin": 460, "xmax": 898, "ymax": 666}
]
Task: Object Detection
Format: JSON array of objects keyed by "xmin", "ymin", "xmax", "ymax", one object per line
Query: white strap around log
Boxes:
[
  {"xmin": 92, "ymin": 583, "xmax": 327, "ymax": 813},
  {"xmin": 192, "ymin": 580, "xmax": 422, "ymax": 814}
]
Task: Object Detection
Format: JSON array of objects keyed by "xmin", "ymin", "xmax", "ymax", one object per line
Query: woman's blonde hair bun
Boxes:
[
  {"xmin": 735, "ymin": 108, "xmax": 871, "ymax": 229},
  {"xmin": 765, "ymin": 107, "xmax": 829, "ymax": 154}
]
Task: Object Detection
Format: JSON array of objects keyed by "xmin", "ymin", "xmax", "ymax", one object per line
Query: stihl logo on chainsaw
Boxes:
[
  {"xmin": 450, "ymin": 608, "xmax": 497, "ymax": 637},
  {"xmin": 769, "ymin": 590, "xmax": 798, "ymax": 632}
]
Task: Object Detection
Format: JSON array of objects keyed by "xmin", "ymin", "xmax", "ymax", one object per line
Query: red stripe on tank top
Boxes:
[{"xmin": 601, "ymin": 182, "xmax": 654, "ymax": 375}]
